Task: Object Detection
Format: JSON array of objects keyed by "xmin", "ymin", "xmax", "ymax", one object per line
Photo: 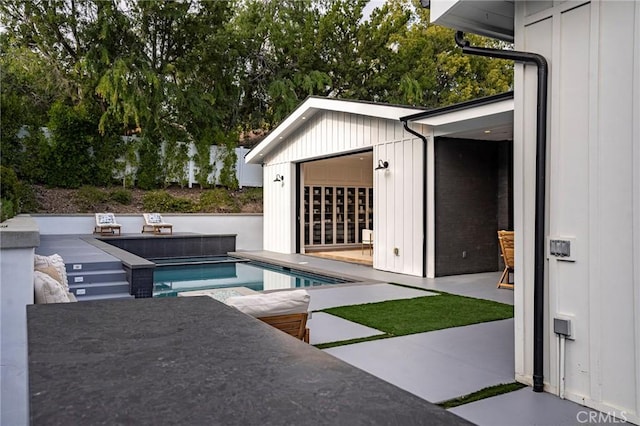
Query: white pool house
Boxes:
[{"xmin": 245, "ymin": 94, "xmax": 514, "ymax": 279}]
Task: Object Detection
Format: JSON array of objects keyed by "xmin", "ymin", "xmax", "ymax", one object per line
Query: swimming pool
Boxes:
[{"xmin": 153, "ymin": 259, "xmax": 349, "ymax": 297}]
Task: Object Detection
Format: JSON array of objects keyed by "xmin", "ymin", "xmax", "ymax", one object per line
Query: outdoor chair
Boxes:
[
  {"xmin": 497, "ymin": 230, "xmax": 514, "ymax": 289},
  {"xmin": 226, "ymin": 289, "xmax": 311, "ymax": 343},
  {"xmin": 362, "ymin": 229, "xmax": 373, "ymax": 255},
  {"xmin": 142, "ymin": 213, "xmax": 173, "ymax": 235},
  {"xmin": 94, "ymin": 213, "xmax": 121, "ymax": 236}
]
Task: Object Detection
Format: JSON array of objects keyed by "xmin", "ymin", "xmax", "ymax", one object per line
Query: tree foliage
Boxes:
[{"xmin": 0, "ymin": 0, "xmax": 513, "ymax": 189}]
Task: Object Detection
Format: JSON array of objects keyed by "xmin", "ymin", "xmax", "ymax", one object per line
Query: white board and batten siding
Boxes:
[
  {"xmin": 262, "ymin": 109, "xmax": 427, "ymax": 277},
  {"xmin": 514, "ymin": 1, "xmax": 640, "ymax": 422}
]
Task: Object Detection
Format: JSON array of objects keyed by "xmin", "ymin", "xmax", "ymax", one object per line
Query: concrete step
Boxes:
[
  {"xmin": 67, "ymin": 269, "xmax": 127, "ymax": 284},
  {"xmin": 69, "ymin": 281, "xmax": 130, "ymax": 298},
  {"xmin": 64, "ymin": 260, "xmax": 123, "ymax": 273},
  {"xmin": 75, "ymin": 292, "xmax": 135, "ymax": 302}
]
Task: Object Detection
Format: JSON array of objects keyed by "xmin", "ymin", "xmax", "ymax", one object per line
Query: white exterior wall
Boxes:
[
  {"xmin": 374, "ymin": 134, "xmax": 425, "ymax": 277},
  {"xmin": 515, "ymin": 1, "xmax": 640, "ymax": 422},
  {"xmin": 0, "ymin": 216, "xmax": 38, "ymax": 426},
  {"xmin": 263, "ymin": 111, "xmax": 426, "ymax": 276},
  {"xmin": 33, "ymin": 214, "xmax": 264, "ymax": 251},
  {"xmin": 262, "ymin": 162, "xmax": 296, "ymax": 253}
]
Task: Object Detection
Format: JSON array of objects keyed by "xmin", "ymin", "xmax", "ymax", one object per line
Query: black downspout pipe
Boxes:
[
  {"xmin": 454, "ymin": 31, "xmax": 548, "ymax": 393},
  {"xmin": 402, "ymin": 121, "xmax": 428, "ymax": 278}
]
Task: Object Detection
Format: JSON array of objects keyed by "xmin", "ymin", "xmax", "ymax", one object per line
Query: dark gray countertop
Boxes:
[{"xmin": 28, "ymin": 297, "xmax": 471, "ymax": 425}]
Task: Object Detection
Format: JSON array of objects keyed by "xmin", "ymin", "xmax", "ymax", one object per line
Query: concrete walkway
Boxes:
[{"xmin": 235, "ymin": 250, "xmax": 620, "ymax": 426}]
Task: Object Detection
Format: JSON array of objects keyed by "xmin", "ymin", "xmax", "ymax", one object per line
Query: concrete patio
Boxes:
[
  {"xmin": 27, "ymin": 237, "xmax": 618, "ymax": 425},
  {"xmin": 237, "ymin": 250, "xmax": 616, "ymax": 426}
]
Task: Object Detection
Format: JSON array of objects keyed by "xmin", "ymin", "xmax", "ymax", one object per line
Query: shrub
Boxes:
[
  {"xmin": 0, "ymin": 167, "xmax": 39, "ymax": 220},
  {"xmin": 136, "ymin": 136, "xmax": 163, "ymax": 190},
  {"xmin": 142, "ymin": 190, "xmax": 195, "ymax": 212},
  {"xmin": 237, "ymin": 187, "xmax": 263, "ymax": 204},
  {"xmin": 46, "ymin": 102, "xmax": 96, "ymax": 188},
  {"xmin": 109, "ymin": 188, "xmax": 132, "ymax": 205},
  {"xmin": 15, "ymin": 183, "xmax": 39, "ymax": 213},
  {"xmin": 1, "ymin": 166, "xmax": 19, "ymax": 201},
  {"xmin": 199, "ymin": 188, "xmax": 240, "ymax": 213},
  {"xmin": 74, "ymin": 186, "xmax": 108, "ymax": 212},
  {"xmin": 1, "ymin": 198, "xmax": 15, "ymax": 222}
]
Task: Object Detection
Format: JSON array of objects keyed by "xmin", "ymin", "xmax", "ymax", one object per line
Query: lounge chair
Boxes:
[
  {"xmin": 142, "ymin": 213, "xmax": 173, "ymax": 235},
  {"xmin": 94, "ymin": 213, "xmax": 121, "ymax": 236},
  {"xmin": 497, "ymin": 230, "xmax": 514, "ymax": 289},
  {"xmin": 226, "ymin": 290, "xmax": 311, "ymax": 343}
]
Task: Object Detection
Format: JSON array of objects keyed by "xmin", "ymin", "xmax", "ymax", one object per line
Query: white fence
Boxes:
[
  {"xmin": 118, "ymin": 138, "xmax": 263, "ymax": 188},
  {"xmin": 188, "ymin": 146, "xmax": 262, "ymax": 189}
]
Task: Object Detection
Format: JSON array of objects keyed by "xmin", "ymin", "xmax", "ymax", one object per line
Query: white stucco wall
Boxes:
[
  {"xmin": 32, "ymin": 214, "xmax": 264, "ymax": 251},
  {"xmin": 514, "ymin": 1, "xmax": 640, "ymax": 422}
]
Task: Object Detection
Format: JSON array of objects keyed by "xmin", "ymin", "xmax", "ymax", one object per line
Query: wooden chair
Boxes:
[
  {"xmin": 142, "ymin": 213, "xmax": 173, "ymax": 234},
  {"xmin": 94, "ymin": 213, "xmax": 121, "ymax": 236},
  {"xmin": 497, "ymin": 230, "xmax": 514, "ymax": 289},
  {"xmin": 258, "ymin": 313, "xmax": 310, "ymax": 343}
]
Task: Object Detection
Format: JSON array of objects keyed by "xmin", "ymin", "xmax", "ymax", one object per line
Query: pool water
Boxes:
[{"xmin": 153, "ymin": 260, "xmax": 348, "ymax": 297}]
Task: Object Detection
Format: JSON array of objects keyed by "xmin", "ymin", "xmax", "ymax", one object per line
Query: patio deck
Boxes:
[{"xmin": 27, "ymin": 236, "xmax": 610, "ymax": 425}]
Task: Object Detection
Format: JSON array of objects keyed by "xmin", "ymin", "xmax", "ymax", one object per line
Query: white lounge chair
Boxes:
[
  {"xmin": 94, "ymin": 213, "xmax": 121, "ymax": 236},
  {"xmin": 142, "ymin": 213, "xmax": 173, "ymax": 235},
  {"xmin": 226, "ymin": 290, "xmax": 311, "ymax": 343}
]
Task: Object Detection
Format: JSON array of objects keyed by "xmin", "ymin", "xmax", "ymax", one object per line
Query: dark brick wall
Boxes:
[{"xmin": 434, "ymin": 137, "xmax": 512, "ymax": 276}]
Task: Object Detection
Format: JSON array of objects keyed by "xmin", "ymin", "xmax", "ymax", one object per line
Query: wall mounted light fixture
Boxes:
[
  {"xmin": 375, "ymin": 160, "xmax": 389, "ymax": 170},
  {"xmin": 273, "ymin": 174, "xmax": 284, "ymax": 182}
]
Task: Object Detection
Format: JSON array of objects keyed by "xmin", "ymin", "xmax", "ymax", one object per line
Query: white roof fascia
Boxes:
[
  {"xmin": 245, "ymin": 97, "xmax": 424, "ymax": 164},
  {"xmin": 407, "ymin": 98, "xmax": 513, "ymax": 127},
  {"xmin": 429, "ymin": 0, "xmax": 514, "ymax": 42}
]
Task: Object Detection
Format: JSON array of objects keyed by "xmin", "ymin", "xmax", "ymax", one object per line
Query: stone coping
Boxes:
[
  {"xmin": 82, "ymin": 236, "xmax": 154, "ymax": 270},
  {"xmin": 0, "ymin": 215, "xmax": 40, "ymax": 249}
]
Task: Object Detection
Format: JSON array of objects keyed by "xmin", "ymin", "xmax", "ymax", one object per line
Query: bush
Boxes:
[
  {"xmin": 74, "ymin": 186, "xmax": 108, "ymax": 212},
  {"xmin": 0, "ymin": 167, "xmax": 39, "ymax": 220},
  {"xmin": 15, "ymin": 183, "xmax": 39, "ymax": 213},
  {"xmin": 237, "ymin": 187, "xmax": 263, "ymax": 204},
  {"xmin": 199, "ymin": 188, "xmax": 240, "ymax": 213},
  {"xmin": 142, "ymin": 190, "xmax": 195, "ymax": 212},
  {"xmin": 109, "ymin": 188, "xmax": 132, "ymax": 205},
  {"xmin": 1, "ymin": 198, "xmax": 15, "ymax": 222},
  {"xmin": 1, "ymin": 166, "xmax": 19, "ymax": 197}
]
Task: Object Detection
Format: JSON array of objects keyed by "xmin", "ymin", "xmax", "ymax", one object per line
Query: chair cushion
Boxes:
[
  {"xmin": 147, "ymin": 213, "xmax": 162, "ymax": 224},
  {"xmin": 34, "ymin": 270, "xmax": 72, "ymax": 304},
  {"xmin": 34, "ymin": 254, "xmax": 69, "ymax": 292},
  {"xmin": 97, "ymin": 214, "xmax": 114, "ymax": 224},
  {"xmin": 226, "ymin": 289, "xmax": 310, "ymax": 318}
]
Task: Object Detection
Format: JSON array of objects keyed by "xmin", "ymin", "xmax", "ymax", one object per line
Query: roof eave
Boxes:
[
  {"xmin": 245, "ymin": 97, "xmax": 425, "ymax": 164},
  {"xmin": 430, "ymin": 0, "xmax": 515, "ymax": 43}
]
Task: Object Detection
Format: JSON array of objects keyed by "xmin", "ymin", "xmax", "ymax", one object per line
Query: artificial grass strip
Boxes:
[
  {"xmin": 314, "ymin": 333, "xmax": 393, "ymax": 350},
  {"xmin": 437, "ymin": 382, "xmax": 526, "ymax": 409},
  {"xmin": 321, "ymin": 293, "xmax": 513, "ymax": 336}
]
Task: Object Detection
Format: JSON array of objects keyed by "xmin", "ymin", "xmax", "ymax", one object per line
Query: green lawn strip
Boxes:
[
  {"xmin": 437, "ymin": 382, "xmax": 526, "ymax": 409},
  {"xmin": 320, "ymin": 293, "xmax": 513, "ymax": 336},
  {"xmin": 314, "ymin": 333, "xmax": 394, "ymax": 350}
]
